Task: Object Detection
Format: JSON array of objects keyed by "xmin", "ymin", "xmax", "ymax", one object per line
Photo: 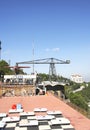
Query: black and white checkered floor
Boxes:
[
  {"xmin": 0, "ymin": 108, "xmax": 75, "ymax": 130},
  {"xmin": 3, "ymin": 121, "xmax": 75, "ymax": 130}
]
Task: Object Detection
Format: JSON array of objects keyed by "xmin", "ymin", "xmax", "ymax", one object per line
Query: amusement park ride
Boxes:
[
  {"xmin": 16, "ymin": 58, "xmax": 70, "ymax": 77},
  {"xmin": 5, "ymin": 65, "xmax": 30, "ymax": 74},
  {"xmin": 0, "ymin": 41, "xmax": 70, "ymax": 84}
]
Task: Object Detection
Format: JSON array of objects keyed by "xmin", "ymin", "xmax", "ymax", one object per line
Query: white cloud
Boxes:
[
  {"xmin": 52, "ymin": 48, "xmax": 60, "ymax": 52},
  {"xmin": 45, "ymin": 47, "xmax": 60, "ymax": 52}
]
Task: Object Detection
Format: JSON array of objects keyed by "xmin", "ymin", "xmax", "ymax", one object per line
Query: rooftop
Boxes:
[{"xmin": 0, "ymin": 93, "xmax": 90, "ymax": 130}]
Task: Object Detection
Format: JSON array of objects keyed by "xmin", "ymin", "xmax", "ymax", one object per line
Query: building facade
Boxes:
[{"xmin": 71, "ymin": 74, "xmax": 83, "ymax": 83}]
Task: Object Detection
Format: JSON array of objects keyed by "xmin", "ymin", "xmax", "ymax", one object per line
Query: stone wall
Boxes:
[{"xmin": 0, "ymin": 85, "xmax": 35, "ymax": 97}]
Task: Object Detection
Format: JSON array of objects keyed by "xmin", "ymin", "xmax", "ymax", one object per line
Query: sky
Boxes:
[{"xmin": 0, "ymin": 0, "xmax": 90, "ymax": 82}]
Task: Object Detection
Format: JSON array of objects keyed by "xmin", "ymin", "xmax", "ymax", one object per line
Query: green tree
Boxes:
[
  {"xmin": 38, "ymin": 73, "xmax": 49, "ymax": 81},
  {"xmin": 69, "ymin": 93, "xmax": 88, "ymax": 111},
  {"xmin": 78, "ymin": 84, "xmax": 90, "ymax": 102},
  {"xmin": 0, "ymin": 60, "xmax": 13, "ymax": 81},
  {"xmin": 0, "ymin": 60, "xmax": 26, "ymax": 76},
  {"xmin": 0, "ymin": 60, "xmax": 13, "ymax": 74}
]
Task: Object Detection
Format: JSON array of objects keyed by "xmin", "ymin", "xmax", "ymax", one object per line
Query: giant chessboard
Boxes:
[{"xmin": 0, "ymin": 108, "xmax": 75, "ymax": 130}]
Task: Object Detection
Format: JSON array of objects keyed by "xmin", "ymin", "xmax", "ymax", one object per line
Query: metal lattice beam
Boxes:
[
  {"xmin": 16, "ymin": 58, "xmax": 70, "ymax": 64},
  {"xmin": 16, "ymin": 58, "xmax": 70, "ymax": 76}
]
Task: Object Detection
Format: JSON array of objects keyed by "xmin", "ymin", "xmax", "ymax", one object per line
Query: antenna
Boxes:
[
  {"xmin": 0, "ymin": 41, "xmax": 1, "ymax": 60},
  {"xmin": 32, "ymin": 41, "xmax": 34, "ymax": 74}
]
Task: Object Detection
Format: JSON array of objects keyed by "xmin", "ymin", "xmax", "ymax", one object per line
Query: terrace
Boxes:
[{"xmin": 0, "ymin": 93, "xmax": 90, "ymax": 130}]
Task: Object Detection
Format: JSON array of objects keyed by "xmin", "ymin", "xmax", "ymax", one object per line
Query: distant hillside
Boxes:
[{"xmin": 65, "ymin": 81, "xmax": 90, "ymax": 118}]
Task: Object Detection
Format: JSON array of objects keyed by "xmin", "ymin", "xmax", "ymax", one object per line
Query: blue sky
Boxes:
[{"xmin": 0, "ymin": 0, "xmax": 90, "ymax": 81}]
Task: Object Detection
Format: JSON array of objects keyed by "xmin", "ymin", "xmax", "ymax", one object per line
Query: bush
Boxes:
[{"xmin": 69, "ymin": 93, "xmax": 88, "ymax": 111}]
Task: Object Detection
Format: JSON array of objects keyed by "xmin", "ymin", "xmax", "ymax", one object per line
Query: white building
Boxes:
[
  {"xmin": 4, "ymin": 74, "xmax": 37, "ymax": 85},
  {"xmin": 71, "ymin": 74, "xmax": 83, "ymax": 83}
]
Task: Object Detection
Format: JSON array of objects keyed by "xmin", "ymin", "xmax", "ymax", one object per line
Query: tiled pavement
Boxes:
[
  {"xmin": 0, "ymin": 94, "xmax": 90, "ymax": 130},
  {"xmin": 0, "ymin": 109, "xmax": 75, "ymax": 130}
]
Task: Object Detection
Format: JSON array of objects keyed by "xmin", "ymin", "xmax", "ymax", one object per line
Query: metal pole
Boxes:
[
  {"xmin": 32, "ymin": 41, "xmax": 34, "ymax": 74},
  {"xmin": 0, "ymin": 41, "xmax": 1, "ymax": 60}
]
